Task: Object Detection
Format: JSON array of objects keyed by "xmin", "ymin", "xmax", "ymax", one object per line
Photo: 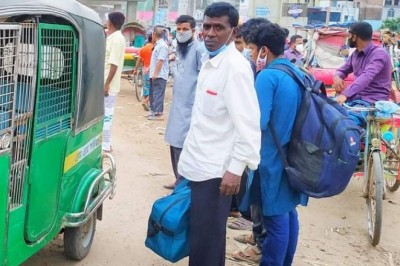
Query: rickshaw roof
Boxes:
[{"xmin": 0, "ymin": 0, "xmax": 101, "ymax": 25}]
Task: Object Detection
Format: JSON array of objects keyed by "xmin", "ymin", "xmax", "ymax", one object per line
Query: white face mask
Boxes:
[
  {"xmin": 256, "ymin": 47, "xmax": 267, "ymax": 72},
  {"xmin": 241, "ymin": 48, "xmax": 250, "ymax": 57},
  {"xmin": 295, "ymin": 44, "xmax": 304, "ymax": 53},
  {"xmin": 176, "ymin": 30, "xmax": 193, "ymax": 43}
]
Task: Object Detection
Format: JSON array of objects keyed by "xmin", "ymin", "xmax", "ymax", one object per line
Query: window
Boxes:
[
  {"xmin": 395, "ymin": 0, "xmax": 399, "ymax": 5},
  {"xmin": 385, "ymin": 0, "xmax": 392, "ymax": 6},
  {"xmin": 388, "ymin": 8, "xmax": 395, "ymax": 17}
]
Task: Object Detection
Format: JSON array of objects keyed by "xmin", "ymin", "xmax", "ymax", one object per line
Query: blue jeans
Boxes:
[
  {"xmin": 261, "ymin": 209, "xmax": 299, "ymax": 266},
  {"xmin": 143, "ymin": 73, "xmax": 150, "ymax": 97}
]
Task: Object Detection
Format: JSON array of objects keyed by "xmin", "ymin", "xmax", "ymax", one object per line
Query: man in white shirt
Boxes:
[
  {"xmin": 177, "ymin": 2, "xmax": 261, "ymax": 265},
  {"xmin": 103, "ymin": 11, "xmax": 126, "ymax": 152}
]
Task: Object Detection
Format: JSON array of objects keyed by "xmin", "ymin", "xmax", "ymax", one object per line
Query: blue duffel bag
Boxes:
[{"xmin": 145, "ymin": 179, "xmax": 191, "ymax": 262}]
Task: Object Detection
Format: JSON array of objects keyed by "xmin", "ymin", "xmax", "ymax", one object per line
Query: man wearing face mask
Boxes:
[
  {"xmin": 284, "ymin": 35, "xmax": 304, "ymax": 67},
  {"xmin": 246, "ymin": 23, "xmax": 308, "ymax": 266},
  {"xmin": 163, "ymin": 15, "xmax": 204, "ymax": 190},
  {"xmin": 333, "ymin": 22, "xmax": 391, "ymax": 125},
  {"xmin": 177, "ymin": 2, "xmax": 261, "ymax": 265}
]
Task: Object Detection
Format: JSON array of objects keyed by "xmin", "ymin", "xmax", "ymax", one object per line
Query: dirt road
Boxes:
[{"xmin": 25, "ymin": 80, "xmax": 400, "ymax": 266}]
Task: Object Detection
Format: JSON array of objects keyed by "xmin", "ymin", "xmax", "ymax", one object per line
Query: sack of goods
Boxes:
[
  {"xmin": 270, "ymin": 64, "xmax": 360, "ymax": 198},
  {"xmin": 145, "ymin": 179, "xmax": 191, "ymax": 262}
]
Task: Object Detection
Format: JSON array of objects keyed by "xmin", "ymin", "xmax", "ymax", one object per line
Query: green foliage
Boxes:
[{"xmin": 381, "ymin": 18, "xmax": 400, "ymax": 32}]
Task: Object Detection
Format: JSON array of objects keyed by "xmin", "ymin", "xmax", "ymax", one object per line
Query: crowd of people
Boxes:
[{"xmin": 102, "ymin": 2, "xmax": 392, "ymax": 265}]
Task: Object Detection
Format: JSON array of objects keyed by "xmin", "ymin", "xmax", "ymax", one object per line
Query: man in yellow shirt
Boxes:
[{"xmin": 103, "ymin": 11, "xmax": 126, "ymax": 152}]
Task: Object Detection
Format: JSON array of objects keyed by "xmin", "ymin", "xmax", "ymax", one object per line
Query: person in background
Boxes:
[
  {"xmin": 333, "ymin": 22, "xmax": 391, "ymax": 113},
  {"xmin": 103, "ymin": 11, "xmax": 126, "ymax": 153},
  {"xmin": 248, "ymin": 22, "xmax": 308, "ymax": 266},
  {"xmin": 284, "ymin": 34, "xmax": 304, "ymax": 67},
  {"xmin": 148, "ymin": 26, "xmax": 169, "ymax": 121},
  {"xmin": 169, "ymin": 31, "xmax": 177, "ymax": 78},
  {"xmin": 163, "ymin": 15, "xmax": 204, "ymax": 190},
  {"xmin": 283, "ymin": 28, "xmax": 290, "ymax": 50},
  {"xmin": 134, "ymin": 33, "xmax": 154, "ymax": 111},
  {"xmin": 177, "ymin": 3, "xmax": 261, "ymax": 265},
  {"xmin": 234, "ymin": 28, "xmax": 250, "ymax": 60}
]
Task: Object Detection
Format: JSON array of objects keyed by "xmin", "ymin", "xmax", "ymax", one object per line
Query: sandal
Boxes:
[
  {"xmin": 231, "ymin": 245, "xmax": 261, "ymax": 263},
  {"xmin": 233, "ymin": 233, "xmax": 255, "ymax": 245},
  {"xmin": 228, "ymin": 217, "xmax": 253, "ymax": 231},
  {"xmin": 142, "ymin": 102, "xmax": 150, "ymax": 111}
]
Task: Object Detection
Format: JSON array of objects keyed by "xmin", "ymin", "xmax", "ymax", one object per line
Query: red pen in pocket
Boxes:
[{"xmin": 206, "ymin": 89, "xmax": 218, "ymax": 96}]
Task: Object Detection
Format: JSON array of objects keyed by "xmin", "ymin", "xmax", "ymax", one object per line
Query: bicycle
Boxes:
[{"xmin": 345, "ymin": 103, "xmax": 400, "ymax": 246}]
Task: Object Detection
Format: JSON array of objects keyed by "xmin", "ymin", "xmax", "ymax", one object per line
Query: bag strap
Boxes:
[
  {"xmin": 268, "ymin": 121, "xmax": 290, "ymax": 169},
  {"xmin": 270, "ymin": 64, "xmax": 327, "ymax": 96},
  {"xmin": 267, "ymin": 64, "xmax": 304, "ymax": 168}
]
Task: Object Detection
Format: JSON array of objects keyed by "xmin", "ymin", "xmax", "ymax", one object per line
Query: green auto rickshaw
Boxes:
[{"xmin": 0, "ymin": 1, "xmax": 117, "ymax": 265}]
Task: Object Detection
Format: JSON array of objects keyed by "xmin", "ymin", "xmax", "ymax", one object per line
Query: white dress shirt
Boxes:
[{"xmin": 178, "ymin": 43, "xmax": 261, "ymax": 182}]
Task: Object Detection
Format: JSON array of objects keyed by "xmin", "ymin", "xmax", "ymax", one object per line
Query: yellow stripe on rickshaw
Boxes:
[{"xmin": 64, "ymin": 135, "xmax": 102, "ymax": 173}]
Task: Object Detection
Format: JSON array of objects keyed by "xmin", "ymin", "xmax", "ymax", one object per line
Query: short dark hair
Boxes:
[
  {"xmin": 204, "ymin": 2, "xmax": 239, "ymax": 28},
  {"xmin": 247, "ymin": 23, "xmax": 286, "ymax": 56},
  {"xmin": 176, "ymin": 15, "xmax": 196, "ymax": 29},
  {"xmin": 283, "ymin": 28, "xmax": 290, "ymax": 38},
  {"xmin": 240, "ymin": 18, "xmax": 271, "ymax": 43},
  {"xmin": 108, "ymin": 12, "xmax": 125, "ymax": 30},
  {"xmin": 290, "ymin": 34, "xmax": 303, "ymax": 44},
  {"xmin": 147, "ymin": 34, "xmax": 152, "ymax": 43},
  {"xmin": 349, "ymin": 22, "xmax": 373, "ymax": 41}
]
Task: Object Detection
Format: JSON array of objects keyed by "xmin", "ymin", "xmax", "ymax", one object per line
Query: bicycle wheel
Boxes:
[
  {"xmin": 366, "ymin": 151, "xmax": 383, "ymax": 246},
  {"xmin": 386, "ymin": 173, "xmax": 400, "ymax": 191},
  {"xmin": 384, "ymin": 142, "xmax": 400, "ymax": 192},
  {"xmin": 134, "ymin": 70, "xmax": 143, "ymax": 102}
]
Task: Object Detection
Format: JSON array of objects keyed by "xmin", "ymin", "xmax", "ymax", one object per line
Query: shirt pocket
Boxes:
[{"xmin": 198, "ymin": 89, "xmax": 221, "ymax": 117}]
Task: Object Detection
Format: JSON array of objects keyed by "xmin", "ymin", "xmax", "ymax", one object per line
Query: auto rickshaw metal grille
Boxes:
[
  {"xmin": 0, "ymin": 25, "xmax": 20, "ymax": 135},
  {"xmin": 34, "ymin": 23, "xmax": 77, "ymax": 139},
  {"xmin": 9, "ymin": 23, "xmax": 37, "ymax": 209}
]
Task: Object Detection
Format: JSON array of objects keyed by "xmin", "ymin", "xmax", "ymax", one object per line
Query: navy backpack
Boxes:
[{"xmin": 269, "ymin": 64, "xmax": 361, "ymax": 198}]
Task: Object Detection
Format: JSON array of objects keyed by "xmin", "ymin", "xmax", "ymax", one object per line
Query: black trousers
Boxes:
[
  {"xmin": 189, "ymin": 178, "xmax": 232, "ymax": 266},
  {"xmin": 170, "ymin": 146, "xmax": 182, "ymax": 180}
]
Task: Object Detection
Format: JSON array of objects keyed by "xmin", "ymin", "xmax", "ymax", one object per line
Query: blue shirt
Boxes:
[
  {"xmin": 255, "ymin": 58, "xmax": 306, "ymax": 216},
  {"xmin": 150, "ymin": 39, "xmax": 170, "ymax": 81}
]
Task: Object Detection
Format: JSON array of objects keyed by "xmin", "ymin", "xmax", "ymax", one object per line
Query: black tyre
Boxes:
[
  {"xmin": 383, "ymin": 141, "xmax": 400, "ymax": 192},
  {"xmin": 366, "ymin": 152, "xmax": 383, "ymax": 246},
  {"xmin": 135, "ymin": 70, "xmax": 143, "ymax": 102},
  {"xmin": 64, "ymin": 213, "xmax": 97, "ymax": 260},
  {"xmin": 386, "ymin": 169, "xmax": 400, "ymax": 192}
]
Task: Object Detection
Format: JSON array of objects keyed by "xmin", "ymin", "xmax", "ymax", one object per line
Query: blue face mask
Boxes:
[
  {"xmin": 205, "ymin": 29, "xmax": 234, "ymax": 57},
  {"xmin": 206, "ymin": 44, "xmax": 228, "ymax": 57}
]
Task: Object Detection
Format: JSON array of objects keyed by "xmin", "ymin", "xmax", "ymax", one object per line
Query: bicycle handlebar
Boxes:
[
  {"xmin": 342, "ymin": 103, "xmax": 377, "ymax": 112},
  {"xmin": 343, "ymin": 103, "xmax": 400, "ymax": 117}
]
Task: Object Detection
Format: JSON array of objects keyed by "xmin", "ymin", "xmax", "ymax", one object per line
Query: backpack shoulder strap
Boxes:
[
  {"xmin": 269, "ymin": 64, "xmax": 307, "ymax": 90},
  {"xmin": 270, "ymin": 64, "xmax": 327, "ymax": 96}
]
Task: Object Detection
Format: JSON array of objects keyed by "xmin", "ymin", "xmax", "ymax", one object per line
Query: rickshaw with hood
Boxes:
[{"xmin": 0, "ymin": 0, "xmax": 116, "ymax": 265}]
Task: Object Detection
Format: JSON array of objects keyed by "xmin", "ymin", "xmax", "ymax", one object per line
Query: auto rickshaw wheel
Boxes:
[{"xmin": 64, "ymin": 213, "xmax": 97, "ymax": 260}]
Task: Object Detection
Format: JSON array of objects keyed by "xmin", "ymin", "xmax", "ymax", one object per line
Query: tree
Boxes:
[{"xmin": 381, "ymin": 17, "xmax": 400, "ymax": 32}]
